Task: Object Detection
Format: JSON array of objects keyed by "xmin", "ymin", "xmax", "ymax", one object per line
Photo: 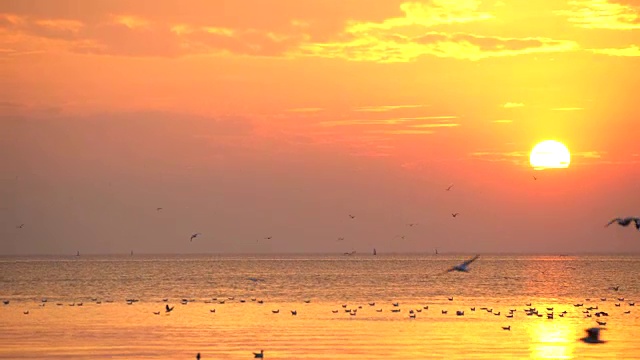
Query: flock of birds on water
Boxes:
[
  {"xmin": 10, "ymin": 183, "xmax": 640, "ymax": 358},
  {"xmin": 2, "ymin": 253, "xmax": 637, "ymax": 359}
]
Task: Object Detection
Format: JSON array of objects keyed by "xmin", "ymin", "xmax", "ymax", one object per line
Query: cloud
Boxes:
[
  {"xmin": 492, "ymin": 119, "xmax": 513, "ymax": 123},
  {"xmin": 353, "ymin": 104, "xmax": 427, "ymax": 112},
  {"xmin": 0, "ymin": 12, "xmax": 309, "ymax": 57},
  {"xmin": 503, "ymin": 102, "xmax": 524, "ymax": 108},
  {"xmin": 317, "ymin": 115, "xmax": 458, "ymax": 127},
  {"xmin": 297, "ymin": 31, "xmax": 578, "ymax": 62},
  {"xmin": 591, "ymin": 44, "xmax": 640, "ymax": 56},
  {"xmin": 551, "ymin": 107, "xmax": 584, "ymax": 111},
  {"xmin": 286, "ymin": 107, "xmax": 324, "ymax": 113},
  {"xmin": 555, "ymin": 0, "xmax": 640, "ymax": 30},
  {"xmin": 470, "ymin": 149, "xmax": 608, "ymax": 164}
]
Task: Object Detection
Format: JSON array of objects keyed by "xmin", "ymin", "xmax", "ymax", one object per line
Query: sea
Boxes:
[{"xmin": 0, "ymin": 254, "xmax": 639, "ymax": 359}]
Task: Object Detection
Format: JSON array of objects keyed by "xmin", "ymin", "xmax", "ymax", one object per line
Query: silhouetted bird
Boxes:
[
  {"xmin": 444, "ymin": 255, "xmax": 480, "ymax": 273},
  {"xmin": 581, "ymin": 327, "xmax": 606, "ymax": 344},
  {"xmin": 253, "ymin": 350, "xmax": 264, "ymax": 358},
  {"xmin": 452, "ymin": 213, "xmax": 459, "ymax": 218},
  {"xmin": 165, "ymin": 305, "xmax": 174, "ymax": 313},
  {"xmin": 190, "ymin": 233, "xmax": 201, "ymax": 242},
  {"xmin": 605, "ymin": 217, "xmax": 640, "ymax": 230},
  {"xmin": 196, "ymin": 353, "xmax": 201, "ymax": 360},
  {"xmin": 446, "ymin": 184, "xmax": 454, "ymax": 191}
]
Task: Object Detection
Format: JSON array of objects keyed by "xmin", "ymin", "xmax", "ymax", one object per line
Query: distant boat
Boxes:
[{"xmin": 373, "ymin": 248, "xmax": 377, "ymax": 256}]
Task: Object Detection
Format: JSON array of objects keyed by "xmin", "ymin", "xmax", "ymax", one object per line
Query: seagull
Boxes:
[
  {"xmin": 446, "ymin": 184, "xmax": 454, "ymax": 191},
  {"xmin": 190, "ymin": 233, "xmax": 201, "ymax": 242},
  {"xmin": 196, "ymin": 353, "xmax": 201, "ymax": 360},
  {"xmin": 605, "ymin": 217, "xmax": 640, "ymax": 230},
  {"xmin": 264, "ymin": 236, "xmax": 272, "ymax": 240},
  {"xmin": 16, "ymin": 224, "xmax": 24, "ymax": 229},
  {"xmin": 533, "ymin": 175, "xmax": 537, "ymax": 180},
  {"xmin": 349, "ymin": 214, "xmax": 356, "ymax": 219},
  {"xmin": 451, "ymin": 213, "xmax": 459, "ymax": 218},
  {"xmin": 253, "ymin": 350, "xmax": 264, "ymax": 358},
  {"xmin": 337, "ymin": 237, "xmax": 345, "ymax": 241},
  {"xmin": 407, "ymin": 223, "xmax": 418, "ymax": 227},
  {"xmin": 156, "ymin": 207, "xmax": 163, "ymax": 211},
  {"xmin": 165, "ymin": 305, "xmax": 174, "ymax": 313},
  {"xmin": 580, "ymin": 327, "xmax": 606, "ymax": 344},
  {"xmin": 443, "ymin": 255, "xmax": 480, "ymax": 273}
]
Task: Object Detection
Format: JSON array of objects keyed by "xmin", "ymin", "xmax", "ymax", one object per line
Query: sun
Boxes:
[{"xmin": 530, "ymin": 140, "xmax": 571, "ymax": 170}]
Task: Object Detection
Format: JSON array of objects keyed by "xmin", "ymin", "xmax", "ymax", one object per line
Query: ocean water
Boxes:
[{"xmin": 0, "ymin": 254, "xmax": 639, "ymax": 359}]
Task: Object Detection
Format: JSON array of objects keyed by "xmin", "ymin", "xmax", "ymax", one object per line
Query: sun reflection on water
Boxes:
[{"xmin": 528, "ymin": 321, "xmax": 576, "ymax": 359}]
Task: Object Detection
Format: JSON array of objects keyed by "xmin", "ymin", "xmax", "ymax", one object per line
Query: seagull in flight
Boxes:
[
  {"xmin": 156, "ymin": 207, "xmax": 163, "ymax": 211},
  {"xmin": 452, "ymin": 213, "xmax": 459, "ymax": 218},
  {"xmin": 16, "ymin": 224, "xmax": 24, "ymax": 229},
  {"xmin": 190, "ymin": 233, "xmax": 201, "ymax": 242},
  {"xmin": 443, "ymin": 255, "xmax": 480, "ymax": 274},
  {"xmin": 407, "ymin": 223, "xmax": 418, "ymax": 227},
  {"xmin": 337, "ymin": 237, "xmax": 345, "ymax": 242},
  {"xmin": 446, "ymin": 184, "xmax": 454, "ymax": 191},
  {"xmin": 605, "ymin": 217, "xmax": 640, "ymax": 230},
  {"xmin": 348, "ymin": 214, "xmax": 356, "ymax": 219},
  {"xmin": 264, "ymin": 236, "xmax": 272, "ymax": 240}
]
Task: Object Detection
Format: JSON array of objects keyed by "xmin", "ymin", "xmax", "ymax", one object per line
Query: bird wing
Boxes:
[
  {"xmin": 634, "ymin": 218, "xmax": 640, "ymax": 230},
  {"xmin": 604, "ymin": 218, "xmax": 620, "ymax": 227},
  {"xmin": 461, "ymin": 254, "xmax": 480, "ymax": 267}
]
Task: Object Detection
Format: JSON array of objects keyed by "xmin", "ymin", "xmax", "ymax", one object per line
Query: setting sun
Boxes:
[{"xmin": 530, "ymin": 140, "xmax": 571, "ymax": 170}]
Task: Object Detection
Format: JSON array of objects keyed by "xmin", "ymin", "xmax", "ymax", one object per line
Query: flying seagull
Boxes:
[
  {"xmin": 16, "ymin": 224, "xmax": 24, "ymax": 229},
  {"xmin": 605, "ymin": 217, "xmax": 640, "ymax": 230},
  {"xmin": 446, "ymin": 184, "xmax": 454, "ymax": 191},
  {"xmin": 452, "ymin": 213, "xmax": 459, "ymax": 218},
  {"xmin": 349, "ymin": 214, "xmax": 356, "ymax": 219},
  {"xmin": 444, "ymin": 255, "xmax": 480, "ymax": 273},
  {"xmin": 580, "ymin": 327, "xmax": 606, "ymax": 344},
  {"xmin": 337, "ymin": 237, "xmax": 345, "ymax": 242},
  {"xmin": 264, "ymin": 236, "xmax": 272, "ymax": 240},
  {"xmin": 156, "ymin": 207, "xmax": 163, "ymax": 211},
  {"xmin": 190, "ymin": 233, "xmax": 202, "ymax": 242}
]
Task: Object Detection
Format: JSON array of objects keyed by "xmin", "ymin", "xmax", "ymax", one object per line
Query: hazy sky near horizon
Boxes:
[{"xmin": 1, "ymin": 0, "xmax": 639, "ymax": 255}]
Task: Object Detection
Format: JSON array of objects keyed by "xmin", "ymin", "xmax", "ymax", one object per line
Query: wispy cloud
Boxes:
[
  {"xmin": 353, "ymin": 105, "xmax": 427, "ymax": 112},
  {"xmin": 369, "ymin": 129, "xmax": 436, "ymax": 135},
  {"xmin": 492, "ymin": 119, "xmax": 513, "ymax": 123},
  {"xmin": 317, "ymin": 115, "xmax": 458, "ymax": 127},
  {"xmin": 410, "ymin": 123, "xmax": 460, "ymax": 128},
  {"xmin": 591, "ymin": 45, "xmax": 640, "ymax": 56},
  {"xmin": 286, "ymin": 107, "xmax": 324, "ymax": 113},
  {"xmin": 556, "ymin": 0, "xmax": 640, "ymax": 30},
  {"xmin": 503, "ymin": 102, "xmax": 524, "ymax": 108},
  {"xmin": 551, "ymin": 107, "xmax": 584, "ymax": 111}
]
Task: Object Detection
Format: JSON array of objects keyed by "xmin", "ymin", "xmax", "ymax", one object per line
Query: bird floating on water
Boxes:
[
  {"xmin": 605, "ymin": 217, "xmax": 640, "ymax": 230},
  {"xmin": 253, "ymin": 350, "xmax": 264, "ymax": 358}
]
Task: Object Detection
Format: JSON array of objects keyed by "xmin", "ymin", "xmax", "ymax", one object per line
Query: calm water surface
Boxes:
[{"xmin": 1, "ymin": 254, "xmax": 639, "ymax": 359}]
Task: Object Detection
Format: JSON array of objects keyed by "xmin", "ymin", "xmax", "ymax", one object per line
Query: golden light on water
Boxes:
[{"xmin": 528, "ymin": 321, "xmax": 575, "ymax": 359}]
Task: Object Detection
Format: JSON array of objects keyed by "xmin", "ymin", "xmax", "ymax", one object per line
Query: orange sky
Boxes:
[{"xmin": 2, "ymin": 0, "xmax": 639, "ymax": 255}]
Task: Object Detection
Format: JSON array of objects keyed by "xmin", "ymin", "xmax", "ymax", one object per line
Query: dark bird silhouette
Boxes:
[
  {"xmin": 443, "ymin": 255, "xmax": 480, "ymax": 273},
  {"xmin": 605, "ymin": 217, "xmax": 640, "ymax": 230},
  {"xmin": 264, "ymin": 236, "xmax": 272, "ymax": 240},
  {"xmin": 446, "ymin": 184, "xmax": 454, "ymax": 191},
  {"xmin": 253, "ymin": 350, "xmax": 264, "ymax": 358},
  {"xmin": 291, "ymin": 310, "xmax": 297, "ymax": 315},
  {"xmin": 581, "ymin": 327, "xmax": 606, "ymax": 344},
  {"xmin": 16, "ymin": 224, "xmax": 24, "ymax": 229},
  {"xmin": 452, "ymin": 213, "xmax": 459, "ymax": 218},
  {"xmin": 156, "ymin": 207, "xmax": 163, "ymax": 211},
  {"xmin": 190, "ymin": 233, "xmax": 202, "ymax": 242},
  {"xmin": 533, "ymin": 175, "xmax": 537, "ymax": 180},
  {"xmin": 196, "ymin": 353, "xmax": 200, "ymax": 360},
  {"xmin": 337, "ymin": 237, "xmax": 345, "ymax": 241},
  {"xmin": 407, "ymin": 223, "xmax": 418, "ymax": 227},
  {"xmin": 165, "ymin": 305, "xmax": 174, "ymax": 313},
  {"xmin": 349, "ymin": 214, "xmax": 356, "ymax": 219},
  {"xmin": 502, "ymin": 326, "xmax": 510, "ymax": 331}
]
